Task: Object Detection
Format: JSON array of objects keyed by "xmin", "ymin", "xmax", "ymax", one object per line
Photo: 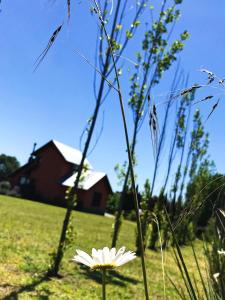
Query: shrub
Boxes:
[{"xmin": 0, "ymin": 181, "xmax": 11, "ymax": 195}]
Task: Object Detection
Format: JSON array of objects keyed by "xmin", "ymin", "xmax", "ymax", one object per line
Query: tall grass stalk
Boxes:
[
  {"xmin": 191, "ymin": 242, "xmax": 210, "ymax": 300},
  {"xmin": 165, "ymin": 208, "xmax": 198, "ymax": 300},
  {"xmin": 153, "ymin": 213, "xmax": 166, "ymax": 299},
  {"xmin": 93, "ymin": 1, "xmax": 149, "ymax": 298}
]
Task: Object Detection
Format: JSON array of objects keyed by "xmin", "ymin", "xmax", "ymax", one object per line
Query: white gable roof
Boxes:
[
  {"xmin": 52, "ymin": 140, "xmax": 92, "ymax": 168},
  {"xmin": 62, "ymin": 170, "xmax": 106, "ymax": 190}
]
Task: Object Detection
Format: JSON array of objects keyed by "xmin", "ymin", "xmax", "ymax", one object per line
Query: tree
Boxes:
[
  {"xmin": 186, "ymin": 164, "xmax": 225, "ymax": 236},
  {"xmin": 0, "ymin": 154, "xmax": 20, "ymax": 181},
  {"xmin": 106, "ymin": 192, "xmax": 120, "ymax": 214}
]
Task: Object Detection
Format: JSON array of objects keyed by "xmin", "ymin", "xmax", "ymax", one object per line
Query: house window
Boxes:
[
  {"xmin": 19, "ymin": 176, "xmax": 30, "ymax": 185},
  {"xmin": 91, "ymin": 192, "xmax": 102, "ymax": 207}
]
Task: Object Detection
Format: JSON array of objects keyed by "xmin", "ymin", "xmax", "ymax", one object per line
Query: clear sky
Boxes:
[{"xmin": 1, "ymin": 0, "xmax": 225, "ymax": 192}]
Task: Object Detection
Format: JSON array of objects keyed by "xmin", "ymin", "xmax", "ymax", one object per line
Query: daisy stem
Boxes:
[{"xmin": 102, "ymin": 269, "xmax": 106, "ymax": 300}]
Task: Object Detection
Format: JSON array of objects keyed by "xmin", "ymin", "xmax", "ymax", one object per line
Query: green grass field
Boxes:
[{"xmin": 0, "ymin": 195, "xmax": 205, "ymax": 299}]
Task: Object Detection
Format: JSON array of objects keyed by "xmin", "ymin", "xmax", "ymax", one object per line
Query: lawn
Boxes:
[{"xmin": 0, "ymin": 195, "xmax": 205, "ymax": 299}]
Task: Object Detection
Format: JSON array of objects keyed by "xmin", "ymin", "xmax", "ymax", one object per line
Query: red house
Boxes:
[{"xmin": 9, "ymin": 140, "xmax": 112, "ymax": 214}]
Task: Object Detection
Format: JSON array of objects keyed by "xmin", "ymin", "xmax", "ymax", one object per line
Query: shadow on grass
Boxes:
[
  {"xmin": 79, "ymin": 265, "xmax": 140, "ymax": 287},
  {"xmin": 2, "ymin": 273, "xmax": 52, "ymax": 300},
  {"xmin": 2, "ymin": 267, "xmax": 140, "ymax": 299}
]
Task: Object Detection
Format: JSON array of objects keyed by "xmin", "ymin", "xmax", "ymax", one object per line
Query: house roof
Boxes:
[
  {"xmin": 52, "ymin": 140, "xmax": 92, "ymax": 168},
  {"xmin": 62, "ymin": 170, "xmax": 106, "ymax": 190}
]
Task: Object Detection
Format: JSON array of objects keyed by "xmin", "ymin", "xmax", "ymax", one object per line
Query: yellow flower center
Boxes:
[{"xmin": 91, "ymin": 263, "xmax": 116, "ymax": 270}]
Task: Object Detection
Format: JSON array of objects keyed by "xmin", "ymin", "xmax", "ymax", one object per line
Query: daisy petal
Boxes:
[
  {"xmin": 103, "ymin": 247, "xmax": 110, "ymax": 264},
  {"xmin": 110, "ymin": 247, "xmax": 116, "ymax": 260},
  {"xmin": 97, "ymin": 249, "xmax": 104, "ymax": 264},
  {"xmin": 92, "ymin": 248, "xmax": 98, "ymax": 257},
  {"xmin": 92, "ymin": 248, "xmax": 102, "ymax": 265},
  {"xmin": 116, "ymin": 252, "xmax": 136, "ymax": 266},
  {"xmin": 76, "ymin": 249, "xmax": 93, "ymax": 265},
  {"xmin": 114, "ymin": 246, "xmax": 126, "ymax": 263},
  {"xmin": 116, "ymin": 246, "xmax": 126, "ymax": 256},
  {"xmin": 115, "ymin": 251, "xmax": 134, "ymax": 263},
  {"xmin": 73, "ymin": 255, "xmax": 91, "ymax": 267}
]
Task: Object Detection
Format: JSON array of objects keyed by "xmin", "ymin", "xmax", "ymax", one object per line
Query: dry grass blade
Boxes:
[
  {"xmin": 205, "ymin": 99, "xmax": 220, "ymax": 122},
  {"xmin": 165, "ymin": 209, "xmax": 198, "ymax": 300},
  {"xmin": 191, "ymin": 243, "xmax": 210, "ymax": 300},
  {"xmin": 153, "ymin": 213, "xmax": 166, "ymax": 299},
  {"xmin": 67, "ymin": 0, "xmax": 71, "ymax": 19},
  {"xmin": 109, "ymin": 0, "xmax": 114, "ymax": 15},
  {"xmin": 149, "ymin": 103, "xmax": 159, "ymax": 159},
  {"xmin": 192, "ymin": 275, "xmax": 202, "ymax": 300},
  {"xmin": 33, "ymin": 24, "xmax": 63, "ymax": 72},
  {"xmin": 180, "ymin": 84, "xmax": 202, "ymax": 97},
  {"xmin": 193, "ymin": 95, "xmax": 213, "ymax": 105},
  {"xmin": 172, "ymin": 248, "xmax": 192, "ymax": 299},
  {"xmin": 174, "ymin": 177, "xmax": 225, "ymax": 230},
  {"xmin": 166, "ymin": 273, "xmax": 185, "ymax": 299},
  {"xmin": 200, "ymin": 69, "xmax": 214, "ymax": 76},
  {"xmin": 199, "ymin": 68, "xmax": 215, "ymax": 84},
  {"xmin": 169, "ymin": 84, "xmax": 202, "ymax": 101}
]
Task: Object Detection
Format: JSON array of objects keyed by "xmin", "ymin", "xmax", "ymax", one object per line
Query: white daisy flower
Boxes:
[
  {"xmin": 73, "ymin": 246, "xmax": 136, "ymax": 270},
  {"xmin": 218, "ymin": 249, "xmax": 225, "ymax": 255}
]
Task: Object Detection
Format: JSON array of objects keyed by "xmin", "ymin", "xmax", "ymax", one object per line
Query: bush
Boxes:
[
  {"xmin": 0, "ymin": 181, "xmax": 11, "ymax": 195},
  {"xmin": 8, "ymin": 185, "xmax": 20, "ymax": 197},
  {"xmin": 106, "ymin": 192, "xmax": 120, "ymax": 214},
  {"xmin": 123, "ymin": 209, "xmax": 137, "ymax": 221}
]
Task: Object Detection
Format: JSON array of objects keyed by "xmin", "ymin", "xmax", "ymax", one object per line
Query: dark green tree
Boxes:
[
  {"xmin": 170, "ymin": 109, "xmax": 209, "ymax": 245},
  {"xmin": 204, "ymin": 213, "xmax": 225, "ymax": 298},
  {"xmin": 0, "ymin": 154, "xmax": 20, "ymax": 181},
  {"xmin": 166, "ymin": 88, "xmax": 193, "ymax": 236},
  {"xmin": 178, "ymin": 109, "xmax": 209, "ymax": 202},
  {"xmin": 186, "ymin": 165, "xmax": 225, "ymax": 236},
  {"xmin": 106, "ymin": 192, "xmax": 120, "ymax": 215}
]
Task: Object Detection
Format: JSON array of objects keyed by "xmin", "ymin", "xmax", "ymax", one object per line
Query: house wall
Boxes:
[
  {"xmin": 31, "ymin": 145, "xmax": 73, "ymax": 204},
  {"xmin": 10, "ymin": 144, "xmax": 73, "ymax": 205},
  {"xmin": 77, "ymin": 177, "xmax": 110, "ymax": 214}
]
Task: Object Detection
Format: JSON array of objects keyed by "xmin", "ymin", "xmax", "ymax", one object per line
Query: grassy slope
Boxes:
[{"xmin": 0, "ymin": 195, "xmax": 205, "ymax": 299}]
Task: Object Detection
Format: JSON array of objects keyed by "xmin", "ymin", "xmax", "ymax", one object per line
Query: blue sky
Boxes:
[{"xmin": 1, "ymin": 0, "xmax": 225, "ymax": 191}]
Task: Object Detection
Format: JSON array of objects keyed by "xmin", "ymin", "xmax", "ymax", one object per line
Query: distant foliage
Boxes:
[
  {"xmin": 186, "ymin": 166, "xmax": 225, "ymax": 237},
  {"xmin": 204, "ymin": 215, "xmax": 225, "ymax": 298},
  {"xmin": 0, "ymin": 181, "xmax": 11, "ymax": 195},
  {"xmin": 0, "ymin": 154, "xmax": 20, "ymax": 181},
  {"xmin": 106, "ymin": 192, "xmax": 120, "ymax": 214}
]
